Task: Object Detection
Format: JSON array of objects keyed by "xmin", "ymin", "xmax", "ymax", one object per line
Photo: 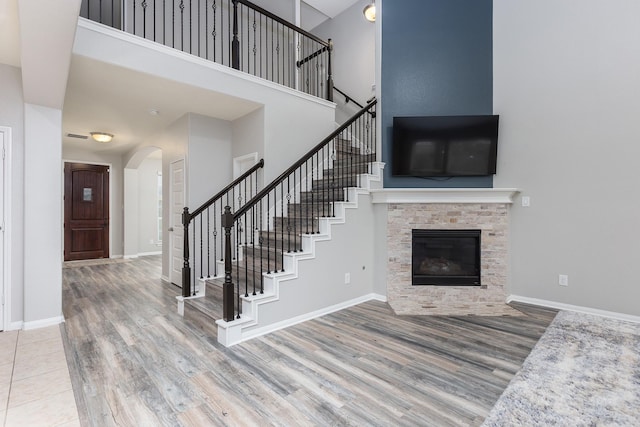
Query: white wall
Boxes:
[
  {"xmin": 62, "ymin": 147, "xmax": 125, "ymax": 258},
  {"xmin": 0, "ymin": 64, "xmax": 25, "ymax": 326},
  {"xmin": 24, "ymin": 104, "xmax": 63, "ymax": 325},
  {"xmin": 187, "ymin": 114, "xmax": 232, "ymax": 207},
  {"xmin": 494, "ymin": 0, "xmax": 640, "ymax": 316},
  {"xmin": 123, "ymin": 167, "xmax": 139, "ymax": 257},
  {"xmin": 232, "ymin": 108, "xmax": 265, "ymax": 162},
  {"xmin": 73, "ymin": 22, "xmax": 336, "ymax": 186},
  {"xmin": 137, "ymin": 157, "xmax": 162, "ymax": 253}
]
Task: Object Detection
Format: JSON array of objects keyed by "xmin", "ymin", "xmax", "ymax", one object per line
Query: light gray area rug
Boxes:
[{"xmin": 483, "ymin": 310, "xmax": 640, "ymax": 426}]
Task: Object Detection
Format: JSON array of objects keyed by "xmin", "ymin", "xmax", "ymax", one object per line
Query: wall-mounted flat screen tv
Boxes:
[{"xmin": 392, "ymin": 115, "xmax": 499, "ymax": 177}]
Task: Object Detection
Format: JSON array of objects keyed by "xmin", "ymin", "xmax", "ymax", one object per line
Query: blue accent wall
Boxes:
[{"xmin": 381, "ymin": 0, "xmax": 493, "ymax": 188}]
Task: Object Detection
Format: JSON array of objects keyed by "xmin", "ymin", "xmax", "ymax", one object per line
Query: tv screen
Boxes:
[{"xmin": 392, "ymin": 115, "xmax": 499, "ymax": 177}]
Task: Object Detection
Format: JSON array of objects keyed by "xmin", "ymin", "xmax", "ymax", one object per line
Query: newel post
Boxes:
[
  {"xmin": 222, "ymin": 206, "xmax": 235, "ymax": 321},
  {"xmin": 326, "ymin": 38, "xmax": 334, "ymax": 102},
  {"xmin": 181, "ymin": 207, "xmax": 191, "ymax": 297},
  {"xmin": 231, "ymin": 0, "xmax": 240, "ymax": 70}
]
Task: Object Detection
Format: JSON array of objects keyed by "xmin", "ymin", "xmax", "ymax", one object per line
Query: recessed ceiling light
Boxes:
[{"xmin": 149, "ymin": 109, "xmax": 160, "ymax": 116}]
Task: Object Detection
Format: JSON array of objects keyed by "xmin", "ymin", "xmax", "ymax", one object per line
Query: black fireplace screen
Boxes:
[{"xmin": 412, "ymin": 229, "xmax": 481, "ymax": 286}]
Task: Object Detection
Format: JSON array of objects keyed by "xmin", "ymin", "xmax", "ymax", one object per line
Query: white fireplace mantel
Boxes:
[{"xmin": 370, "ymin": 188, "xmax": 520, "ymax": 205}]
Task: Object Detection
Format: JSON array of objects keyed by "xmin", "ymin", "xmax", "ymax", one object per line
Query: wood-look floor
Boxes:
[{"xmin": 62, "ymin": 255, "xmax": 557, "ymax": 427}]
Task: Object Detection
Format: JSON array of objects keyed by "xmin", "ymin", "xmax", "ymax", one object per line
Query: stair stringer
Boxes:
[{"xmin": 216, "ymin": 162, "xmax": 385, "ymax": 347}]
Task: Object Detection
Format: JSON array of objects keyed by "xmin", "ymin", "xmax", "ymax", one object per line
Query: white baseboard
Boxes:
[
  {"xmin": 239, "ymin": 293, "xmax": 388, "ymax": 344},
  {"xmin": 161, "ymin": 275, "xmax": 171, "ymax": 283},
  {"xmin": 110, "ymin": 254, "xmax": 123, "ymax": 259},
  {"xmin": 22, "ymin": 315, "xmax": 65, "ymax": 330},
  {"xmin": 124, "ymin": 252, "xmax": 161, "ymax": 260},
  {"xmin": 507, "ymin": 294, "xmax": 640, "ymax": 324},
  {"xmin": 7, "ymin": 321, "xmax": 24, "ymax": 331},
  {"xmin": 138, "ymin": 251, "xmax": 162, "ymax": 257}
]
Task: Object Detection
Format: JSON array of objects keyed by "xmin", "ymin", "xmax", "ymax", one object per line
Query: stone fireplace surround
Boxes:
[{"xmin": 371, "ymin": 188, "xmax": 519, "ymax": 316}]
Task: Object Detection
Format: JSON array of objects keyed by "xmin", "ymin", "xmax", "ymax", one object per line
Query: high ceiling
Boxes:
[{"xmin": 0, "ymin": 0, "xmax": 361, "ymax": 155}]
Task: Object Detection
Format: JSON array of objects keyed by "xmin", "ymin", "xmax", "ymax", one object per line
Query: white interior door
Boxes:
[{"xmin": 169, "ymin": 159, "xmax": 185, "ymax": 286}]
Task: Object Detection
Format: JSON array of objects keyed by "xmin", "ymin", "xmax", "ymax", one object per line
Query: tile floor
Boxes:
[{"xmin": 0, "ymin": 325, "xmax": 80, "ymax": 427}]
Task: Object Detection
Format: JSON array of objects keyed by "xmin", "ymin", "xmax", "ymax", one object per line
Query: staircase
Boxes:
[
  {"xmin": 182, "ymin": 101, "xmax": 381, "ymax": 346},
  {"xmin": 81, "ymin": 0, "xmax": 384, "ymax": 346}
]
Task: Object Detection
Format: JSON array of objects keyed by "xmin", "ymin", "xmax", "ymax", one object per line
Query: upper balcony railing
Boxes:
[{"xmin": 81, "ymin": 0, "xmax": 333, "ymax": 101}]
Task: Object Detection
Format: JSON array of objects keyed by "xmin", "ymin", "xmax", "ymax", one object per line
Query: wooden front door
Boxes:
[{"xmin": 64, "ymin": 163, "xmax": 110, "ymax": 261}]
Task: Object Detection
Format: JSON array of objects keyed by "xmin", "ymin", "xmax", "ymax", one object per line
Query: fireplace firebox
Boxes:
[{"xmin": 412, "ymin": 229, "xmax": 481, "ymax": 286}]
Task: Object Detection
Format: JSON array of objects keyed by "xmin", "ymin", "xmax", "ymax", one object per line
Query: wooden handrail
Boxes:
[
  {"xmin": 189, "ymin": 159, "xmax": 264, "ymax": 220},
  {"xmin": 236, "ymin": 0, "xmax": 329, "ymax": 47}
]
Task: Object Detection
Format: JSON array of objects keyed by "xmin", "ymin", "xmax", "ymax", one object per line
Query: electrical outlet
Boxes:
[
  {"xmin": 344, "ymin": 273, "xmax": 351, "ymax": 284},
  {"xmin": 522, "ymin": 196, "xmax": 530, "ymax": 207},
  {"xmin": 559, "ymin": 274, "xmax": 569, "ymax": 287}
]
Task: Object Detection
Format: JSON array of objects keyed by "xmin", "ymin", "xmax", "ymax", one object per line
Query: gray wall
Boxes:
[
  {"xmin": 494, "ymin": 0, "xmax": 640, "ymax": 316},
  {"xmin": 381, "ymin": 0, "xmax": 493, "ymax": 188}
]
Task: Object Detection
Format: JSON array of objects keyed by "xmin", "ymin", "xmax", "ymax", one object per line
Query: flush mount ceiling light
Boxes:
[
  {"xmin": 90, "ymin": 132, "xmax": 114, "ymax": 143},
  {"xmin": 363, "ymin": 3, "xmax": 376, "ymax": 22}
]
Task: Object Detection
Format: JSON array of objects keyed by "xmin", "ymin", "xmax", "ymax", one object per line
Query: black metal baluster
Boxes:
[
  {"xmin": 251, "ymin": 205, "xmax": 256, "ymax": 295},
  {"xmin": 196, "ymin": 0, "xmax": 200, "ymax": 57},
  {"xmin": 321, "ymin": 145, "xmax": 326, "ymax": 218},
  {"xmin": 333, "ymin": 141, "xmax": 338, "ymax": 216},
  {"xmin": 189, "ymin": 0, "xmax": 193, "ymax": 54},
  {"xmin": 243, "ymin": 212, "xmax": 248, "ymax": 297},
  {"xmin": 171, "ymin": 0, "xmax": 175, "ymax": 48},
  {"xmin": 266, "ymin": 192, "xmax": 271, "ymax": 273},
  {"xmin": 313, "ymin": 154, "xmax": 318, "ymax": 233},
  {"xmin": 252, "ymin": 10, "xmax": 256, "ymax": 76},
  {"xmin": 213, "ymin": 203, "xmax": 218, "ymax": 276},
  {"xmin": 278, "ymin": 185, "xmax": 282, "ymax": 270},
  {"xmin": 206, "ymin": 207, "xmax": 210, "ymax": 277},
  {"xmin": 153, "ymin": 0, "xmax": 156, "ymax": 41},
  {"xmin": 179, "ymin": 0, "xmax": 184, "ymax": 51},
  {"xmin": 211, "ymin": 0, "xmax": 218, "ymax": 62},
  {"xmin": 235, "ymin": 218, "xmax": 240, "ymax": 294},
  {"xmin": 199, "ymin": 215, "xmax": 203, "ymax": 279},
  {"xmin": 293, "ymin": 171, "xmax": 298, "ymax": 251},
  {"xmin": 286, "ymin": 176, "xmax": 291, "ymax": 253}
]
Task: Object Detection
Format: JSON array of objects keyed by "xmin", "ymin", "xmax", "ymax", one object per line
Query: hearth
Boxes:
[{"xmin": 412, "ymin": 229, "xmax": 481, "ymax": 286}]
